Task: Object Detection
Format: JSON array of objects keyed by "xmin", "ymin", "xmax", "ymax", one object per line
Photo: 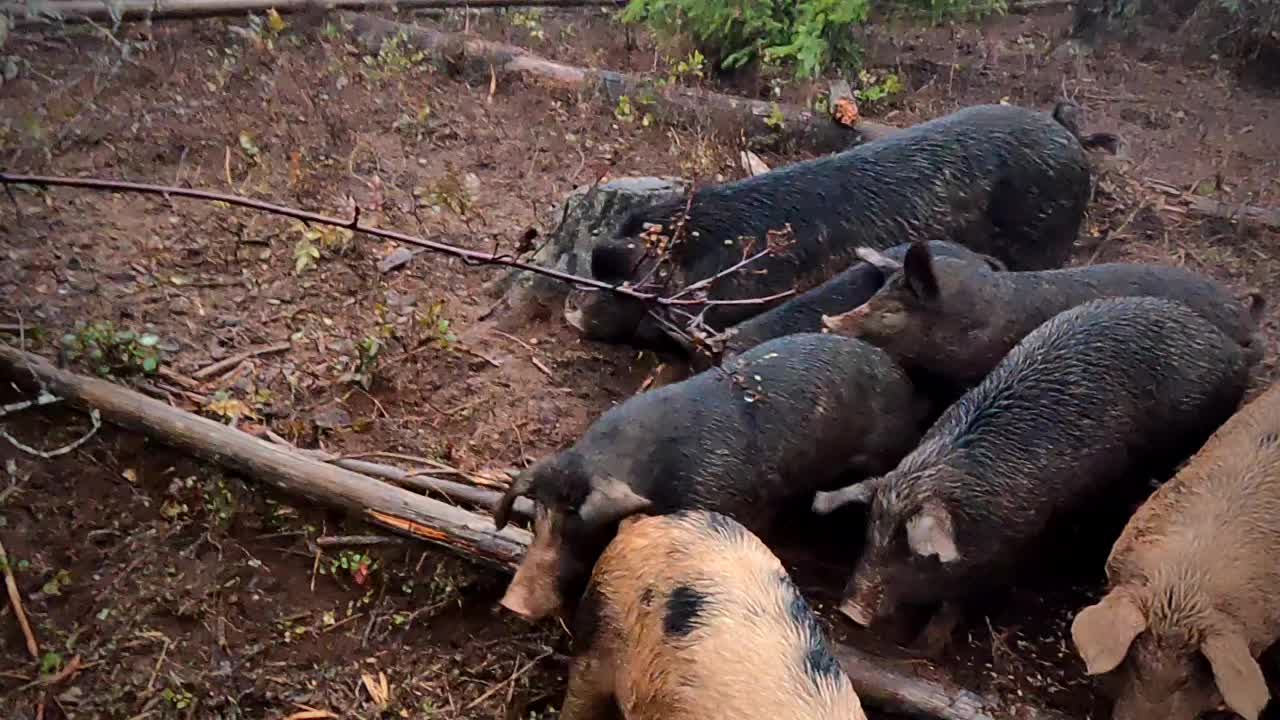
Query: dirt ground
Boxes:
[{"xmin": 1, "ymin": 5, "xmax": 1278, "ymax": 719}]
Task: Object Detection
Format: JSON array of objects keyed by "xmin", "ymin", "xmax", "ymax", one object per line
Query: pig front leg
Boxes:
[{"xmin": 911, "ymin": 602, "xmax": 963, "ymax": 658}]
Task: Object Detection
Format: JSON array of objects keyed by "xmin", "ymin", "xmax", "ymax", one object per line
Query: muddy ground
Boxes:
[{"xmin": 1, "ymin": 5, "xmax": 1279, "ymax": 719}]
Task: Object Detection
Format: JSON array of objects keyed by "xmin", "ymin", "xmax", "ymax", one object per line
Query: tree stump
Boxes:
[{"xmin": 490, "ymin": 176, "xmax": 689, "ymax": 328}]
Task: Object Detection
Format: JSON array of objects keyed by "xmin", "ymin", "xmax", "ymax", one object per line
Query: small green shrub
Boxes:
[{"xmin": 622, "ymin": 0, "xmax": 1003, "ymax": 78}]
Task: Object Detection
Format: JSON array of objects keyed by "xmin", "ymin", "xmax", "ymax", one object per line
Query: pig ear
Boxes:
[
  {"xmin": 855, "ymin": 246, "xmax": 902, "ymax": 274},
  {"xmin": 1070, "ymin": 590, "xmax": 1146, "ymax": 675},
  {"xmin": 578, "ymin": 477, "xmax": 654, "ymax": 528},
  {"xmin": 495, "ymin": 467, "xmax": 537, "ymax": 530},
  {"xmin": 905, "ymin": 499, "xmax": 958, "ymax": 563},
  {"xmin": 1202, "ymin": 626, "xmax": 1269, "ymax": 720},
  {"xmin": 902, "ymin": 242, "xmax": 940, "ymax": 301},
  {"xmin": 980, "ymin": 254, "xmax": 1007, "ymax": 272}
]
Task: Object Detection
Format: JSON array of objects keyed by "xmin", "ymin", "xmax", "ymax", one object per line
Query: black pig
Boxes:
[
  {"xmin": 812, "ymin": 297, "xmax": 1251, "ymax": 653},
  {"xmin": 566, "ymin": 102, "xmax": 1117, "ymax": 347},
  {"xmin": 494, "ymin": 333, "xmax": 930, "ymax": 622},
  {"xmin": 823, "ymin": 241, "xmax": 1265, "ymax": 386},
  {"xmin": 718, "ymin": 241, "xmax": 1004, "ymax": 361}
]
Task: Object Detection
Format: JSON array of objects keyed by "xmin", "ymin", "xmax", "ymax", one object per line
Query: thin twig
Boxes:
[
  {"xmin": 0, "ymin": 407, "xmax": 102, "ymax": 459},
  {"xmin": 463, "ymin": 650, "xmax": 552, "ymax": 711},
  {"xmin": 0, "ymin": 536, "xmax": 39, "ymax": 661},
  {"xmin": 0, "ymin": 391, "xmax": 61, "ymax": 418},
  {"xmin": 193, "ymin": 341, "xmax": 292, "ymax": 380},
  {"xmin": 314, "ymin": 535, "xmax": 407, "ymax": 548},
  {"xmin": 0, "ymin": 173, "xmax": 654, "ymax": 301},
  {"xmin": 0, "ymin": 174, "xmax": 799, "ymax": 316}
]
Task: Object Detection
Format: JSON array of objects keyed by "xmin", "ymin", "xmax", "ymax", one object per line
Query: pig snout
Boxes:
[
  {"xmin": 500, "ymin": 526, "xmax": 566, "ymax": 621},
  {"xmin": 822, "ymin": 305, "xmax": 871, "ymax": 336}
]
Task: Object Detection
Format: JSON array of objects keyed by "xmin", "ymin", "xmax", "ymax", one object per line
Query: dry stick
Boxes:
[
  {"xmin": 0, "ymin": 344, "xmax": 532, "ymax": 570},
  {"xmin": 1182, "ymin": 195, "xmax": 1280, "ymax": 232},
  {"xmin": 342, "ymin": 13, "xmax": 900, "ymax": 156},
  {"xmin": 314, "ymin": 534, "xmax": 407, "ymax": 547},
  {"xmin": 192, "ymin": 341, "xmax": 292, "ymax": 380},
  {"xmin": 0, "ymin": 173, "xmax": 653, "ymax": 302},
  {"xmin": 5, "ymin": 0, "xmax": 624, "ymax": 25},
  {"xmin": 264, "ymin": 431, "xmax": 533, "ymax": 519},
  {"xmin": 0, "ymin": 537, "xmax": 39, "ymax": 661},
  {"xmin": 0, "ymin": 173, "xmax": 796, "ymax": 324}
]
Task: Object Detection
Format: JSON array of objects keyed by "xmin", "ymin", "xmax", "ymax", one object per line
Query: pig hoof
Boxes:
[{"xmin": 838, "ymin": 599, "xmax": 874, "ymax": 627}]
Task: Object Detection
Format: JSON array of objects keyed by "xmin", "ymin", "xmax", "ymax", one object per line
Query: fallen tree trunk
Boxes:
[
  {"xmin": 7, "ymin": 0, "xmax": 621, "ymax": 25},
  {"xmin": 344, "ymin": 13, "xmax": 899, "ymax": 155},
  {"xmin": 834, "ymin": 645, "xmax": 1072, "ymax": 720},
  {"xmin": 1183, "ymin": 195, "xmax": 1280, "ymax": 232},
  {"xmin": 277, "ymin": 439, "xmax": 536, "ymax": 520},
  {"xmin": 0, "ymin": 344, "xmax": 531, "ymax": 570}
]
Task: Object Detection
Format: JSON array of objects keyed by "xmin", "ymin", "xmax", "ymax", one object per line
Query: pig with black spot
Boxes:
[{"xmin": 561, "ymin": 509, "xmax": 865, "ymax": 720}]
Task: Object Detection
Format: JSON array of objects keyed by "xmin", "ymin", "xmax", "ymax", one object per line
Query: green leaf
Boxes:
[
  {"xmin": 293, "ymin": 237, "xmax": 320, "ymax": 274},
  {"xmin": 138, "ymin": 333, "xmax": 159, "ymax": 347},
  {"xmin": 142, "ymin": 356, "xmax": 159, "ymax": 373},
  {"xmin": 239, "ymin": 131, "xmax": 260, "ymax": 158},
  {"xmin": 39, "ymin": 652, "xmax": 63, "ymax": 675}
]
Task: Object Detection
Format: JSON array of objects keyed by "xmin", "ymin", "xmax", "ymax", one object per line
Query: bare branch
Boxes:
[{"xmin": 0, "ymin": 407, "xmax": 102, "ymax": 459}]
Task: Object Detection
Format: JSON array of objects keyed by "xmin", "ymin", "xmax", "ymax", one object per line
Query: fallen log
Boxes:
[
  {"xmin": 1183, "ymin": 195, "xmax": 1280, "ymax": 232},
  {"xmin": 343, "ymin": 13, "xmax": 899, "ymax": 155},
  {"xmin": 834, "ymin": 645, "xmax": 1072, "ymax": 720},
  {"xmin": 0, "ymin": 343, "xmax": 531, "ymax": 570},
  {"xmin": 267, "ymin": 435, "xmax": 536, "ymax": 520},
  {"xmin": 6, "ymin": 0, "xmax": 622, "ymax": 25}
]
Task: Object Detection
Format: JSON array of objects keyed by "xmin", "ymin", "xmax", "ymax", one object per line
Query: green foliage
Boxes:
[
  {"xmin": 854, "ymin": 69, "xmax": 904, "ymax": 108},
  {"xmin": 60, "ymin": 321, "xmax": 162, "ymax": 377},
  {"xmin": 622, "ymin": 0, "xmax": 1000, "ymax": 77}
]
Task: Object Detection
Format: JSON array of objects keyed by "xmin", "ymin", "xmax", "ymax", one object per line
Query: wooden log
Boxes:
[
  {"xmin": 7, "ymin": 0, "xmax": 622, "ymax": 25},
  {"xmin": 284, "ymin": 443, "xmax": 536, "ymax": 520},
  {"xmin": 343, "ymin": 13, "xmax": 900, "ymax": 155},
  {"xmin": 0, "ymin": 344, "xmax": 531, "ymax": 570},
  {"xmin": 1183, "ymin": 195, "xmax": 1280, "ymax": 232},
  {"xmin": 834, "ymin": 644, "xmax": 1073, "ymax": 720}
]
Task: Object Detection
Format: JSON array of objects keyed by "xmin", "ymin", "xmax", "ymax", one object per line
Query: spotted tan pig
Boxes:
[
  {"xmin": 561, "ymin": 510, "xmax": 865, "ymax": 720},
  {"xmin": 1072, "ymin": 381, "xmax": 1280, "ymax": 720}
]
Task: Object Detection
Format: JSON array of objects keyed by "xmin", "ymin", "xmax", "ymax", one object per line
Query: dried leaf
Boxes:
[
  {"xmin": 833, "ymin": 97, "xmax": 860, "ymax": 127},
  {"xmin": 289, "ymin": 150, "xmax": 303, "ymax": 190},
  {"xmin": 266, "ymin": 8, "xmax": 287, "ymax": 34},
  {"xmin": 238, "ymin": 131, "xmax": 260, "ymax": 158},
  {"xmin": 205, "ymin": 395, "xmax": 255, "ymax": 421}
]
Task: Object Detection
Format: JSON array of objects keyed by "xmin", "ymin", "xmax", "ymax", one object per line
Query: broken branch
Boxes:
[
  {"xmin": 5, "ymin": 0, "xmax": 624, "ymax": 25},
  {"xmin": 342, "ymin": 14, "xmax": 899, "ymax": 155},
  {"xmin": 0, "ymin": 344, "xmax": 532, "ymax": 569},
  {"xmin": 0, "ymin": 536, "xmax": 39, "ymax": 661},
  {"xmin": 193, "ymin": 341, "xmax": 292, "ymax": 380}
]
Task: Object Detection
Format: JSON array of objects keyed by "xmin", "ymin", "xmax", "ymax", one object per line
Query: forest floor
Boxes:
[{"xmin": 1, "ymin": 5, "xmax": 1278, "ymax": 719}]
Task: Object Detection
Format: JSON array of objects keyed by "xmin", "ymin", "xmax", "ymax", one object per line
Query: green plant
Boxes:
[
  {"xmin": 663, "ymin": 49, "xmax": 707, "ymax": 84},
  {"xmin": 329, "ymin": 550, "xmax": 376, "ymax": 585},
  {"xmin": 511, "ymin": 10, "xmax": 546, "ymax": 40},
  {"xmin": 352, "ymin": 336, "xmax": 382, "ymax": 390},
  {"xmin": 60, "ymin": 322, "xmax": 162, "ymax": 377},
  {"xmin": 162, "ymin": 687, "xmax": 195, "ymax": 711},
  {"xmin": 416, "ymin": 299, "xmax": 458, "ymax": 349},
  {"xmin": 363, "ymin": 31, "xmax": 427, "ymax": 78},
  {"xmin": 623, "ymin": 0, "xmax": 996, "ymax": 78},
  {"xmin": 854, "ymin": 69, "xmax": 904, "ymax": 108}
]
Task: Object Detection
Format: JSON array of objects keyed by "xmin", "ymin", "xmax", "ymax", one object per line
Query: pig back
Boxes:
[
  {"xmin": 576, "ymin": 333, "xmax": 924, "ymax": 527},
  {"xmin": 927, "ymin": 297, "xmax": 1250, "ymax": 554}
]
